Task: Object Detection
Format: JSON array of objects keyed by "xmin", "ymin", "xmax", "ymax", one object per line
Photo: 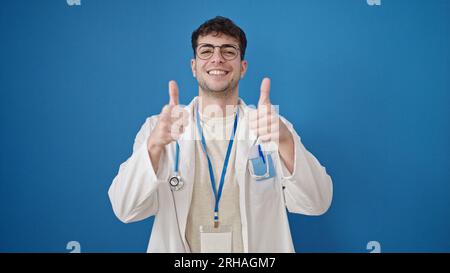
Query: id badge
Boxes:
[
  {"xmin": 248, "ymin": 145, "xmax": 276, "ymax": 181},
  {"xmin": 200, "ymin": 225, "xmax": 232, "ymax": 253}
]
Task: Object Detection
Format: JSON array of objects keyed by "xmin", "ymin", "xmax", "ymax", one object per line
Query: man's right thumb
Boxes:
[{"xmin": 168, "ymin": 80, "xmax": 179, "ymax": 106}]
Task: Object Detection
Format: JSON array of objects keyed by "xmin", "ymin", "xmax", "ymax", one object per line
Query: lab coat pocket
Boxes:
[
  {"xmin": 248, "ymin": 146, "xmax": 276, "ymax": 182},
  {"xmin": 248, "ymin": 174, "xmax": 278, "ymax": 208},
  {"xmin": 247, "ymin": 162, "xmax": 278, "ymax": 207}
]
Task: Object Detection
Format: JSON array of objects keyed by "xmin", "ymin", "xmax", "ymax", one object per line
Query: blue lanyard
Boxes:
[{"xmin": 196, "ymin": 106, "xmax": 239, "ymax": 227}]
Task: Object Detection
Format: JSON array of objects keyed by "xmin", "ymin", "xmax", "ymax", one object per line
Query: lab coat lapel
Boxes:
[
  {"xmin": 234, "ymin": 99, "xmax": 255, "ymax": 253},
  {"xmin": 172, "ymin": 98, "xmax": 197, "ymax": 252},
  {"xmin": 235, "ymin": 100, "xmax": 254, "ymax": 184}
]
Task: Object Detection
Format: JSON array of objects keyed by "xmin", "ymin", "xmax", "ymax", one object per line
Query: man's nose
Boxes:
[{"xmin": 210, "ymin": 47, "xmax": 225, "ymax": 63}]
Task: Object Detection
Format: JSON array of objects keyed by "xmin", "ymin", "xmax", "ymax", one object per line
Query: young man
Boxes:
[{"xmin": 108, "ymin": 16, "xmax": 333, "ymax": 253}]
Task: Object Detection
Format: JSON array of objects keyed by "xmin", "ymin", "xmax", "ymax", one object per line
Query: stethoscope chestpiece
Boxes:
[{"xmin": 168, "ymin": 173, "xmax": 183, "ymax": 191}]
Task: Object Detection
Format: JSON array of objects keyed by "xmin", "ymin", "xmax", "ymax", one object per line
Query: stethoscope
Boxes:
[{"xmin": 168, "ymin": 142, "xmax": 184, "ymax": 191}]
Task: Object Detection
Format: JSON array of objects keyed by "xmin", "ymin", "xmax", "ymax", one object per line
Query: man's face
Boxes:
[{"xmin": 191, "ymin": 33, "xmax": 248, "ymax": 95}]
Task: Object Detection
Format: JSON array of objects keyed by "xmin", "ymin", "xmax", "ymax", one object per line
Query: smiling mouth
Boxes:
[{"xmin": 207, "ymin": 69, "xmax": 230, "ymax": 76}]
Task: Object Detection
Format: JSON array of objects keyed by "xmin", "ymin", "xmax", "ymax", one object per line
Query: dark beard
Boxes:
[{"xmin": 198, "ymin": 78, "xmax": 238, "ymax": 97}]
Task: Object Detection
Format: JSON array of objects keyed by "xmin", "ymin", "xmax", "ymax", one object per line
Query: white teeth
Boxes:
[{"xmin": 208, "ymin": 70, "xmax": 227, "ymax": 75}]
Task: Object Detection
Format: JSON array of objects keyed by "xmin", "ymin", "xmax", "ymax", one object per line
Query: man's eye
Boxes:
[
  {"xmin": 200, "ymin": 49, "xmax": 213, "ymax": 54},
  {"xmin": 222, "ymin": 49, "xmax": 236, "ymax": 56},
  {"xmin": 224, "ymin": 50, "xmax": 235, "ymax": 54}
]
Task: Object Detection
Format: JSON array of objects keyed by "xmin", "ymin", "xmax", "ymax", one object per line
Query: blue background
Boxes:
[{"xmin": 1, "ymin": 0, "xmax": 449, "ymax": 252}]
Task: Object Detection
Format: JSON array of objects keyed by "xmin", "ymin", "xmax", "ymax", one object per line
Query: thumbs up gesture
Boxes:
[
  {"xmin": 249, "ymin": 78, "xmax": 280, "ymax": 145},
  {"xmin": 250, "ymin": 77, "xmax": 292, "ymax": 148},
  {"xmin": 147, "ymin": 81, "xmax": 189, "ymax": 163}
]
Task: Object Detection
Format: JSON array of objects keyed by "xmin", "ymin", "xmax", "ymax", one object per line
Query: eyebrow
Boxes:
[{"xmin": 198, "ymin": 43, "xmax": 239, "ymax": 48}]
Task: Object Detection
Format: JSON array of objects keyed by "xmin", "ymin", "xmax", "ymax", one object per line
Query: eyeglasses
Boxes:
[{"xmin": 196, "ymin": 43, "xmax": 240, "ymax": 61}]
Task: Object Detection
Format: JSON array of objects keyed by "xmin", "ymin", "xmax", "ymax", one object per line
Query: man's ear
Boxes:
[
  {"xmin": 191, "ymin": 59, "xmax": 196, "ymax": 78},
  {"xmin": 240, "ymin": 60, "xmax": 248, "ymax": 79}
]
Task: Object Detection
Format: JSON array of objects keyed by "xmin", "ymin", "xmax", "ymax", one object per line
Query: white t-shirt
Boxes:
[{"xmin": 185, "ymin": 106, "xmax": 244, "ymax": 253}]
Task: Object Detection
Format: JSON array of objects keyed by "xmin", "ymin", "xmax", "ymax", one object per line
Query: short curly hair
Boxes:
[{"xmin": 191, "ymin": 16, "xmax": 247, "ymax": 60}]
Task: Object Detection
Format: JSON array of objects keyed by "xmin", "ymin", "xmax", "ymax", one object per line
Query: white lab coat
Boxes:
[{"xmin": 108, "ymin": 97, "xmax": 333, "ymax": 253}]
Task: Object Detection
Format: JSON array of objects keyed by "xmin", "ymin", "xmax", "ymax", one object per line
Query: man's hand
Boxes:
[
  {"xmin": 147, "ymin": 80, "xmax": 189, "ymax": 172},
  {"xmin": 250, "ymin": 77, "xmax": 295, "ymax": 174}
]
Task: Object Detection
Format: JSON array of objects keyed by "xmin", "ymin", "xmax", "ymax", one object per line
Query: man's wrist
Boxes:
[
  {"xmin": 147, "ymin": 137, "xmax": 164, "ymax": 161},
  {"xmin": 278, "ymin": 119, "xmax": 292, "ymax": 145},
  {"xmin": 147, "ymin": 137, "xmax": 163, "ymax": 153}
]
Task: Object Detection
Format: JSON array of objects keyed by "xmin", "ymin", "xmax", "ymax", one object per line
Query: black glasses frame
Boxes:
[{"xmin": 195, "ymin": 43, "xmax": 241, "ymax": 61}]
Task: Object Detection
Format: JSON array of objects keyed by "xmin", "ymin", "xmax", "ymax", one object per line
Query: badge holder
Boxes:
[{"xmin": 200, "ymin": 224, "xmax": 232, "ymax": 253}]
